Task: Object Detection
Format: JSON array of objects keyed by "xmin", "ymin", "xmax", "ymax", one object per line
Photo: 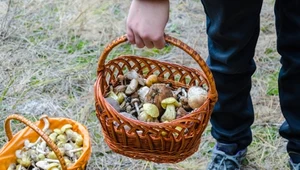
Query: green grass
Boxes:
[{"xmin": 267, "ymin": 71, "xmax": 279, "ymax": 96}]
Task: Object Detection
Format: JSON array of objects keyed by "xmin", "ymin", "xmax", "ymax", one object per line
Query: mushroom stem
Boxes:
[
  {"xmin": 131, "ymin": 98, "xmax": 140, "ymax": 115},
  {"xmin": 181, "ymin": 88, "xmax": 187, "ymax": 97},
  {"xmin": 15, "ymin": 150, "xmax": 23, "ymax": 159},
  {"xmin": 68, "ymin": 148, "xmax": 83, "ymax": 153},
  {"xmin": 117, "ymin": 75, "xmax": 126, "ymax": 85},
  {"xmin": 24, "ymin": 115, "xmax": 49, "ymax": 149},
  {"xmin": 44, "ymin": 159, "xmax": 60, "ymax": 163},
  {"xmin": 40, "ymin": 115, "xmax": 50, "ymax": 132},
  {"xmin": 133, "ymin": 102, "xmax": 140, "ymax": 115},
  {"xmin": 36, "ymin": 148, "xmax": 47, "ymax": 155},
  {"xmin": 16, "ymin": 165, "xmax": 24, "ymax": 170},
  {"xmin": 161, "ymin": 105, "xmax": 176, "ymax": 122}
]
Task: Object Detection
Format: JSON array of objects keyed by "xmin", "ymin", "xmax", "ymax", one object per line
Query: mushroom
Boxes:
[
  {"xmin": 36, "ymin": 159, "xmax": 61, "ymax": 169},
  {"xmin": 105, "ymin": 97, "xmax": 121, "ymax": 112},
  {"xmin": 187, "ymin": 86, "xmax": 208, "ymax": 109},
  {"xmin": 64, "ymin": 156, "xmax": 72, "ymax": 167},
  {"xmin": 63, "ymin": 143, "xmax": 82, "ymax": 158},
  {"xmin": 47, "ymin": 151, "xmax": 58, "ymax": 159},
  {"xmin": 49, "ymin": 132, "xmax": 58, "ymax": 142},
  {"xmin": 117, "ymin": 75, "xmax": 126, "ymax": 85},
  {"xmin": 172, "ymin": 87, "xmax": 182, "ymax": 98},
  {"xmin": 37, "ymin": 153, "xmax": 45, "ymax": 160},
  {"xmin": 47, "ymin": 163, "xmax": 60, "ymax": 170},
  {"xmin": 16, "ymin": 152, "xmax": 31, "ymax": 167},
  {"xmin": 7, "ymin": 163, "xmax": 16, "ymax": 170},
  {"xmin": 24, "ymin": 115, "xmax": 49, "ymax": 149},
  {"xmin": 173, "ymin": 126, "xmax": 184, "ymax": 137},
  {"xmin": 125, "ymin": 104, "xmax": 132, "ymax": 113},
  {"xmin": 125, "ymin": 79, "xmax": 139, "ymax": 95},
  {"xmin": 124, "ymin": 70, "xmax": 145, "ymax": 86},
  {"xmin": 61, "ymin": 124, "xmax": 72, "ymax": 133},
  {"xmin": 160, "ymin": 97, "xmax": 181, "ymax": 122},
  {"xmin": 75, "ymin": 134, "xmax": 83, "ymax": 146},
  {"xmin": 131, "ymin": 98, "xmax": 140, "ymax": 115},
  {"xmin": 119, "ymin": 112, "xmax": 138, "ymax": 120},
  {"xmin": 106, "ymin": 86, "xmax": 119, "ymax": 102},
  {"xmin": 64, "ymin": 129, "xmax": 83, "ymax": 147},
  {"xmin": 124, "ymin": 70, "xmax": 140, "ymax": 80},
  {"xmin": 145, "ymin": 75, "xmax": 158, "ymax": 87},
  {"xmin": 53, "ymin": 129, "xmax": 63, "ymax": 135},
  {"xmin": 144, "ymin": 83, "xmax": 174, "ymax": 115},
  {"xmin": 36, "ymin": 160, "xmax": 48, "ymax": 169},
  {"xmin": 137, "ymin": 86, "xmax": 149, "ymax": 103},
  {"xmin": 179, "ymin": 96, "xmax": 192, "ymax": 111},
  {"xmin": 27, "ymin": 148, "xmax": 39, "ymax": 162},
  {"xmin": 176, "ymin": 107, "xmax": 189, "ymax": 119},
  {"xmin": 117, "ymin": 92, "xmax": 126, "ymax": 104},
  {"xmin": 138, "ymin": 103, "xmax": 160, "ymax": 122},
  {"xmin": 57, "ymin": 134, "xmax": 67, "ymax": 143},
  {"xmin": 65, "ymin": 129, "xmax": 76, "ymax": 142},
  {"xmin": 114, "ymin": 85, "xmax": 127, "ymax": 93},
  {"xmin": 16, "ymin": 165, "xmax": 26, "ymax": 170}
]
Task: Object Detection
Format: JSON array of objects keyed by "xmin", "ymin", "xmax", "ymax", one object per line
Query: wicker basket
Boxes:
[
  {"xmin": 0, "ymin": 114, "xmax": 91, "ymax": 170},
  {"xmin": 94, "ymin": 35, "xmax": 218, "ymax": 163}
]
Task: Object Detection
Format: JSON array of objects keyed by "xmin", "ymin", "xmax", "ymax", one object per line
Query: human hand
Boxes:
[{"xmin": 126, "ymin": 0, "xmax": 170, "ymax": 49}]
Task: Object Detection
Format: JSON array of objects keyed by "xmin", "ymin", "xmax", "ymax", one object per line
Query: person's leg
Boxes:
[
  {"xmin": 201, "ymin": 0, "xmax": 263, "ymax": 153},
  {"xmin": 275, "ymin": 0, "xmax": 300, "ymax": 165}
]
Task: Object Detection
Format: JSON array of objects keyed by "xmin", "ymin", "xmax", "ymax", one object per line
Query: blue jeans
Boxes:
[{"xmin": 201, "ymin": 0, "xmax": 300, "ymax": 162}]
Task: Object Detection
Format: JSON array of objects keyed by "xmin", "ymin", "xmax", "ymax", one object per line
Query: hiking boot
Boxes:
[
  {"xmin": 289, "ymin": 159, "xmax": 300, "ymax": 170},
  {"xmin": 207, "ymin": 143, "xmax": 247, "ymax": 170}
]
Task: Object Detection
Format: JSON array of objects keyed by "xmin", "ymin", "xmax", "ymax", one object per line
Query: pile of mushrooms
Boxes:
[
  {"xmin": 105, "ymin": 70, "xmax": 208, "ymax": 124},
  {"xmin": 8, "ymin": 116, "xmax": 83, "ymax": 170}
]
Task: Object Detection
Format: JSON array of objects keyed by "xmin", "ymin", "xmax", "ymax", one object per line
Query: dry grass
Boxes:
[{"xmin": 0, "ymin": 0, "xmax": 289, "ymax": 169}]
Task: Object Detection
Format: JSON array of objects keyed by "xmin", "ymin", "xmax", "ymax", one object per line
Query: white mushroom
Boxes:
[
  {"xmin": 187, "ymin": 86, "xmax": 208, "ymax": 109},
  {"xmin": 7, "ymin": 163, "xmax": 16, "ymax": 170},
  {"xmin": 36, "ymin": 160, "xmax": 48, "ymax": 170},
  {"xmin": 24, "ymin": 115, "xmax": 49, "ymax": 149},
  {"xmin": 125, "ymin": 79, "xmax": 139, "ymax": 95},
  {"xmin": 137, "ymin": 86, "xmax": 149, "ymax": 103}
]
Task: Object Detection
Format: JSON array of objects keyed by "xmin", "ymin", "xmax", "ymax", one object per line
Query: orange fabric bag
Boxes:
[{"xmin": 0, "ymin": 114, "xmax": 91, "ymax": 170}]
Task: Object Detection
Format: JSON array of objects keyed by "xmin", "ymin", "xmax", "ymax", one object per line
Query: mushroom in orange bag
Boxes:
[{"xmin": 8, "ymin": 117, "xmax": 84, "ymax": 170}]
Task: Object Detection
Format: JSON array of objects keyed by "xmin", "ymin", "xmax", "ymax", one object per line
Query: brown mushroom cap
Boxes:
[
  {"xmin": 176, "ymin": 107, "xmax": 189, "ymax": 119},
  {"xmin": 144, "ymin": 83, "xmax": 174, "ymax": 115}
]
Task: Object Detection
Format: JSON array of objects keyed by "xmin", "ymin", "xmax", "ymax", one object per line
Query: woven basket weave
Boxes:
[{"xmin": 94, "ymin": 35, "xmax": 218, "ymax": 163}]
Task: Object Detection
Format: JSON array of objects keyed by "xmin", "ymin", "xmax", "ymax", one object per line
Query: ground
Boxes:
[{"xmin": 0, "ymin": 0, "xmax": 289, "ymax": 169}]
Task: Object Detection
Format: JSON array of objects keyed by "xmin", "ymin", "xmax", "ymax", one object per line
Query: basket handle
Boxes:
[
  {"xmin": 97, "ymin": 34, "xmax": 217, "ymax": 102},
  {"xmin": 5, "ymin": 114, "xmax": 67, "ymax": 170}
]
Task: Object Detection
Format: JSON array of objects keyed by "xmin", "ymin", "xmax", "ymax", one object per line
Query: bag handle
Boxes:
[
  {"xmin": 96, "ymin": 34, "xmax": 217, "ymax": 102},
  {"xmin": 5, "ymin": 114, "xmax": 67, "ymax": 170}
]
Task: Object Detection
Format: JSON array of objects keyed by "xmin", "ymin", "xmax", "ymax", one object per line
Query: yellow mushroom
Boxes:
[
  {"xmin": 160, "ymin": 97, "xmax": 181, "ymax": 122},
  {"xmin": 138, "ymin": 103, "xmax": 159, "ymax": 122},
  {"xmin": 145, "ymin": 75, "xmax": 158, "ymax": 87},
  {"xmin": 60, "ymin": 124, "xmax": 72, "ymax": 134}
]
